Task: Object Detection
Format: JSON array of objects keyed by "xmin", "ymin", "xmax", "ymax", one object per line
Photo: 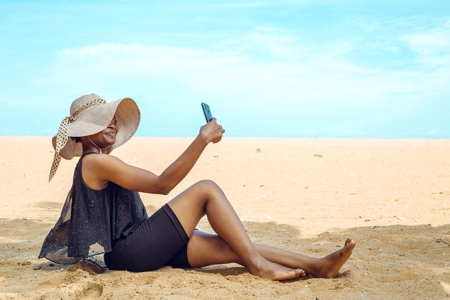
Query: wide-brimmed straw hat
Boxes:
[{"xmin": 49, "ymin": 93, "xmax": 140, "ymax": 182}]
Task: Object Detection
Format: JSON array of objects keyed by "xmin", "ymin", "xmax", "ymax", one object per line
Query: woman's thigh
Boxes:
[{"xmin": 168, "ymin": 180, "xmax": 224, "ymax": 237}]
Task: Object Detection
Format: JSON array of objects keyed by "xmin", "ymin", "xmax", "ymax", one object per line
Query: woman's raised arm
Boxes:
[{"xmin": 83, "ymin": 119, "xmax": 225, "ymax": 194}]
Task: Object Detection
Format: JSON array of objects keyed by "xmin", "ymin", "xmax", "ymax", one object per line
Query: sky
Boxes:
[{"xmin": 0, "ymin": 0, "xmax": 449, "ymax": 138}]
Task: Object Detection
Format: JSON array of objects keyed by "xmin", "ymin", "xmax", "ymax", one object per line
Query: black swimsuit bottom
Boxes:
[{"xmin": 104, "ymin": 204, "xmax": 191, "ymax": 272}]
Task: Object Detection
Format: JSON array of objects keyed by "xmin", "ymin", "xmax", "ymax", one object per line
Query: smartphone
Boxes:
[{"xmin": 201, "ymin": 102, "xmax": 213, "ymax": 123}]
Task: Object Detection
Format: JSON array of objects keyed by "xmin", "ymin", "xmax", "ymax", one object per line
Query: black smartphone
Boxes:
[{"xmin": 201, "ymin": 102, "xmax": 213, "ymax": 123}]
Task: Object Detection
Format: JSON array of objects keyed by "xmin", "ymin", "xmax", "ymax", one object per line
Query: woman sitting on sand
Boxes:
[{"xmin": 39, "ymin": 94, "xmax": 355, "ymax": 281}]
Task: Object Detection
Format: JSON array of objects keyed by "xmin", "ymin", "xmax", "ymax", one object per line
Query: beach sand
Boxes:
[{"xmin": 1, "ymin": 136, "xmax": 449, "ymax": 299}]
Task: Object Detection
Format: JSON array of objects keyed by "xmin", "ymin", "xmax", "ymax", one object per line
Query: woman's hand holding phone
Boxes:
[{"xmin": 200, "ymin": 103, "xmax": 225, "ymax": 144}]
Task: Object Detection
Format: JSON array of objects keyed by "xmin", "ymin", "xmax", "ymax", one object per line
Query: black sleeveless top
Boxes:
[{"xmin": 39, "ymin": 152, "xmax": 148, "ymax": 264}]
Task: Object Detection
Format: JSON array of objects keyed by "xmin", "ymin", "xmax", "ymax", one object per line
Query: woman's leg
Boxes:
[
  {"xmin": 167, "ymin": 180, "xmax": 304, "ymax": 281},
  {"xmin": 186, "ymin": 231, "xmax": 355, "ymax": 278}
]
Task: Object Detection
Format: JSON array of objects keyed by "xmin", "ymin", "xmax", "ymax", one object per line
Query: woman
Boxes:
[{"xmin": 40, "ymin": 93, "xmax": 355, "ymax": 281}]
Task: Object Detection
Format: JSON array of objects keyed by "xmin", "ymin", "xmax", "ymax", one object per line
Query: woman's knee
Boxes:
[{"xmin": 194, "ymin": 179, "xmax": 223, "ymax": 195}]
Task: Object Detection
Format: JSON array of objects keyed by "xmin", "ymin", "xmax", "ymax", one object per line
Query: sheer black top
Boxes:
[{"xmin": 39, "ymin": 152, "xmax": 148, "ymax": 264}]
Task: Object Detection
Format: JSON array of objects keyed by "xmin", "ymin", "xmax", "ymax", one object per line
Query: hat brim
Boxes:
[{"xmin": 53, "ymin": 97, "xmax": 140, "ymax": 160}]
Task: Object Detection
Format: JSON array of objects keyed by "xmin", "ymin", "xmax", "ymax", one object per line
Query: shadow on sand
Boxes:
[{"xmin": 2, "ymin": 210, "xmax": 450, "ymax": 298}]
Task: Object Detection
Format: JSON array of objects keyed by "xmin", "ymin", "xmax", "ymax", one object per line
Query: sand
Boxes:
[{"xmin": 0, "ymin": 136, "xmax": 449, "ymax": 299}]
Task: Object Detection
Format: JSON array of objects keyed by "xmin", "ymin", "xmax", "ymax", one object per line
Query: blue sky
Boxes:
[{"xmin": 1, "ymin": 1, "xmax": 449, "ymax": 138}]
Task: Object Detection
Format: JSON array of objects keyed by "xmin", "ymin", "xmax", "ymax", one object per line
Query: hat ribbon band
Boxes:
[{"xmin": 48, "ymin": 98, "xmax": 107, "ymax": 182}]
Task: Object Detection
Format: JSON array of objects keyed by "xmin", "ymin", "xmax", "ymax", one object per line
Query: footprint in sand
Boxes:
[
  {"xmin": 75, "ymin": 283, "xmax": 103, "ymax": 300},
  {"xmin": 40, "ymin": 282, "xmax": 103, "ymax": 300},
  {"xmin": 40, "ymin": 290, "xmax": 70, "ymax": 300}
]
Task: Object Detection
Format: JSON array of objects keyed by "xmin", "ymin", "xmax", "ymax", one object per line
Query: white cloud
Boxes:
[
  {"xmin": 342, "ymin": 15, "xmax": 450, "ymax": 71},
  {"xmin": 400, "ymin": 21, "xmax": 450, "ymax": 69},
  {"xmin": 36, "ymin": 36, "xmax": 445, "ymax": 110},
  {"xmin": 26, "ymin": 15, "xmax": 449, "ymax": 130},
  {"xmin": 244, "ymin": 30, "xmax": 297, "ymax": 57}
]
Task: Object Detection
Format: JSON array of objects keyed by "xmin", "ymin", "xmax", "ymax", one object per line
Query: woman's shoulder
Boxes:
[
  {"xmin": 80, "ymin": 153, "xmax": 125, "ymax": 190},
  {"xmin": 82, "ymin": 152, "xmax": 123, "ymax": 166}
]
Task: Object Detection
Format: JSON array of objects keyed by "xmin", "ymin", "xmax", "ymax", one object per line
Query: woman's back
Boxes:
[{"xmin": 39, "ymin": 152, "xmax": 148, "ymax": 264}]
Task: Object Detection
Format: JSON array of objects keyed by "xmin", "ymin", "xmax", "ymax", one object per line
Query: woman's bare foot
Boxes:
[
  {"xmin": 249, "ymin": 257, "xmax": 306, "ymax": 281},
  {"xmin": 311, "ymin": 238, "xmax": 356, "ymax": 278}
]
